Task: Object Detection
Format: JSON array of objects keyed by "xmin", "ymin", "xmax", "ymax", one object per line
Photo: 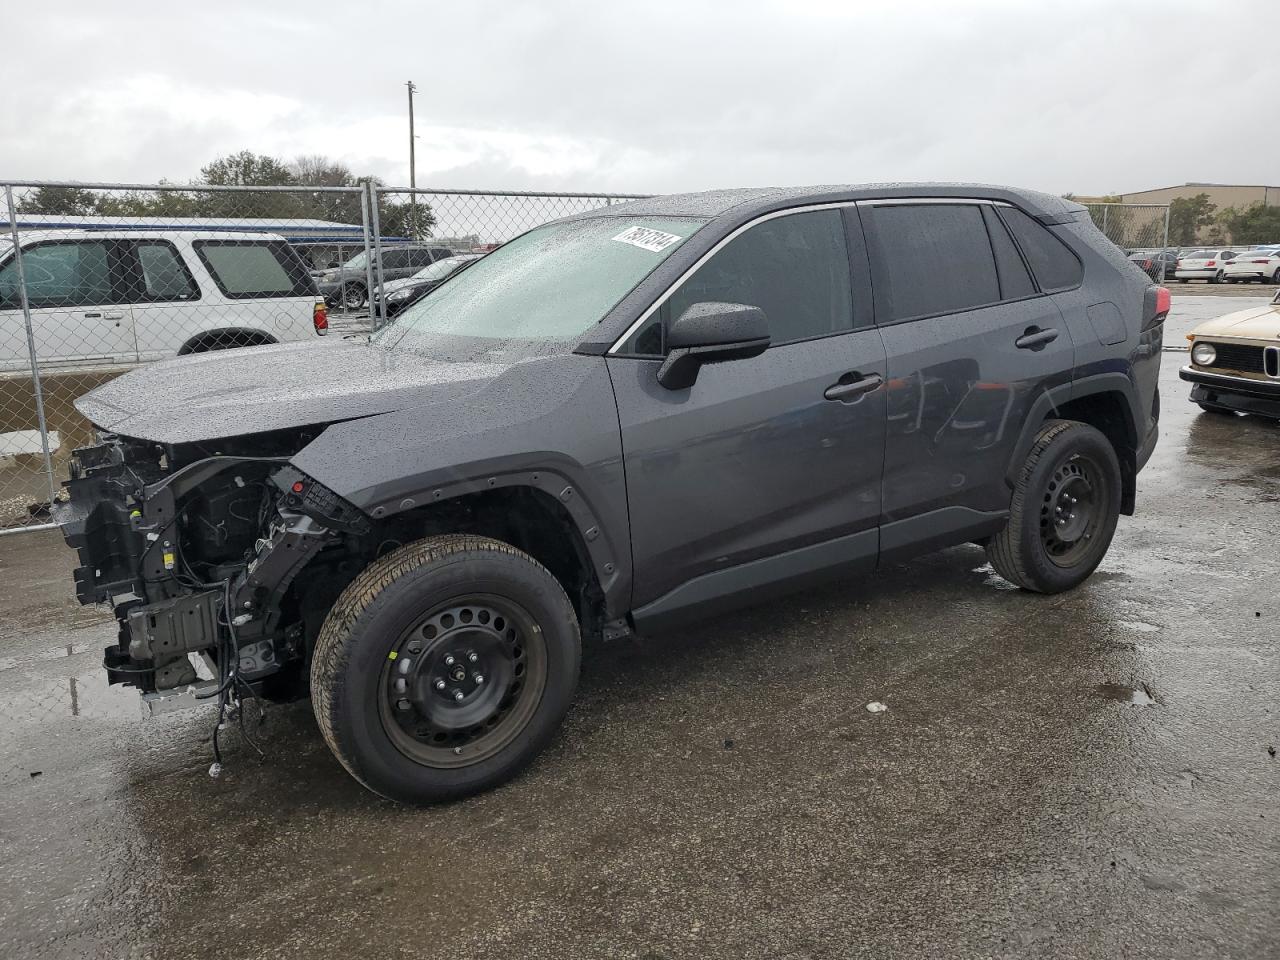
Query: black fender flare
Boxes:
[
  {"xmin": 363, "ymin": 468, "xmax": 627, "ymax": 615},
  {"xmin": 1005, "ymin": 373, "xmax": 1141, "ymax": 504}
]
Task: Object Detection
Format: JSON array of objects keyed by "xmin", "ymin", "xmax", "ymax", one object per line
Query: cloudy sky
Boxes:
[{"xmin": 4, "ymin": 0, "xmax": 1276, "ymax": 197}]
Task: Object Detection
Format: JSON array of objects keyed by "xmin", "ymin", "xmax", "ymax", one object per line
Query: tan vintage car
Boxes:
[{"xmin": 1180, "ymin": 290, "xmax": 1280, "ymax": 418}]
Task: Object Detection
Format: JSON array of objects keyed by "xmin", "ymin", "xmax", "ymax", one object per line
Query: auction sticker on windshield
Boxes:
[{"xmin": 612, "ymin": 226, "xmax": 683, "ymax": 253}]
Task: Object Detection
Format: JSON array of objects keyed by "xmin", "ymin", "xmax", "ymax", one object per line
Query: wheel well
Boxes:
[
  {"xmin": 370, "ymin": 488, "xmax": 604, "ymax": 633},
  {"xmin": 179, "ymin": 329, "xmax": 278, "ymax": 354},
  {"xmin": 1052, "ymin": 391, "xmax": 1137, "ymax": 515}
]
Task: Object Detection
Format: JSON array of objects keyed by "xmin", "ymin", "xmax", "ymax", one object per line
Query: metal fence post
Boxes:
[
  {"xmin": 1102, "ymin": 205, "xmax": 1110, "ymax": 242},
  {"xmin": 358, "ymin": 185, "xmax": 378, "ymax": 335},
  {"xmin": 4, "ymin": 184, "xmax": 58, "ymax": 510},
  {"xmin": 368, "ymin": 184, "xmax": 388, "ymax": 332},
  {"xmin": 1160, "ymin": 204, "xmax": 1172, "ymax": 282}
]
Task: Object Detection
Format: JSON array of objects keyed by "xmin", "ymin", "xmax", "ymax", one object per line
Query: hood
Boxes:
[
  {"xmin": 1189, "ymin": 299, "xmax": 1280, "ymax": 341},
  {"xmin": 75, "ymin": 339, "xmax": 509, "ymax": 444},
  {"xmin": 379, "ymin": 277, "xmax": 419, "ymax": 296}
]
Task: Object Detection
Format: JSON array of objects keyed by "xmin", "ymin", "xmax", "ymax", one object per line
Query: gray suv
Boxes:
[
  {"xmin": 314, "ymin": 244, "xmax": 454, "ymax": 310},
  {"xmin": 55, "ymin": 185, "xmax": 1165, "ymax": 803}
]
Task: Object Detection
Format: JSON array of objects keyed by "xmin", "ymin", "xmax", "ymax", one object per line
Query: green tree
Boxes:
[
  {"xmin": 1167, "ymin": 193, "xmax": 1216, "ymax": 246},
  {"xmin": 16, "ymin": 185, "xmax": 101, "ymax": 216},
  {"xmin": 201, "ymin": 150, "xmax": 296, "ymax": 187},
  {"xmin": 1216, "ymin": 203, "xmax": 1280, "ymax": 245}
]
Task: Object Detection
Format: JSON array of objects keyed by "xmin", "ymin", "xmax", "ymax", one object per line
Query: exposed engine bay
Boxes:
[{"xmin": 55, "ymin": 428, "xmax": 372, "ymax": 720}]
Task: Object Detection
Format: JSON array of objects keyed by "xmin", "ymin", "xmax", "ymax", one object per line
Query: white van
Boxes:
[{"xmin": 0, "ymin": 230, "xmax": 328, "ymax": 373}]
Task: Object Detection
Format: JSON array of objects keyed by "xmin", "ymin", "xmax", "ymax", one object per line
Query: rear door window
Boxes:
[
  {"xmin": 997, "ymin": 207, "xmax": 1083, "ymax": 292},
  {"xmin": 407, "ymin": 248, "xmax": 436, "ymax": 268},
  {"xmin": 863, "ymin": 203, "xmax": 1000, "ymax": 322},
  {"xmin": 193, "ymin": 240, "xmax": 313, "ymax": 299},
  {"xmin": 128, "ymin": 241, "xmax": 199, "ymax": 302}
]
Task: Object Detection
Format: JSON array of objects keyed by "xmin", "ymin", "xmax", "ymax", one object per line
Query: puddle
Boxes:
[
  {"xmin": 1096, "ymin": 682, "xmax": 1158, "ymax": 706},
  {"xmin": 1117, "ymin": 620, "xmax": 1161, "ymax": 633}
]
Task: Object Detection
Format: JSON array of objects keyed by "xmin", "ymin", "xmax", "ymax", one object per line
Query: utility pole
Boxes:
[{"xmin": 406, "ymin": 80, "xmax": 418, "ymax": 239}]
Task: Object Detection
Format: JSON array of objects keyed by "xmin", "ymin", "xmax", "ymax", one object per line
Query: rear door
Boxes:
[
  {"xmin": 120, "ymin": 239, "xmax": 202, "ymax": 362},
  {"xmin": 608, "ymin": 207, "xmax": 887, "ymax": 623},
  {"xmin": 0, "ymin": 238, "xmax": 136, "ymax": 371},
  {"xmin": 861, "ymin": 200, "xmax": 1074, "ymax": 555},
  {"xmin": 187, "ymin": 238, "xmax": 318, "ymax": 350}
]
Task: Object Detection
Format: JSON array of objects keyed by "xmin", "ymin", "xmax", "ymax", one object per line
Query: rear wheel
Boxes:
[
  {"xmin": 1213, "ymin": 271, "xmax": 1224, "ymax": 284},
  {"xmin": 311, "ymin": 535, "xmax": 581, "ymax": 803},
  {"xmin": 986, "ymin": 420, "xmax": 1121, "ymax": 594},
  {"xmin": 1272, "ymin": 269, "xmax": 1280, "ymax": 285}
]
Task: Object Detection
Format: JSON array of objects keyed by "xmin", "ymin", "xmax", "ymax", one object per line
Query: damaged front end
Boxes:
[{"xmin": 53, "ymin": 430, "xmax": 369, "ymax": 715}]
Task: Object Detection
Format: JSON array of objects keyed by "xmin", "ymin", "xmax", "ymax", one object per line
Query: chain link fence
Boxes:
[
  {"xmin": 1083, "ymin": 201, "xmax": 1172, "ymax": 281},
  {"xmin": 0, "ymin": 180, "xmax": 647, "ymax": 533}
]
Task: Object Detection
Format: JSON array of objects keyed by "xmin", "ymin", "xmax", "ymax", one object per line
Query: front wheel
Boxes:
[
  {"xmin": 340, "ymin": 283, "xmax": 367, "ymax": 310},
  {"xmin": 986, "ymin": 420, "xmax": 1121, "ymax": 594},
  {"xmin": 311, "ymin": 535, "xmax": 581, "ymax": 803},
  {"xmin": 1272, "ymin": 269, "xmax": 1280, "ymax": 285}
]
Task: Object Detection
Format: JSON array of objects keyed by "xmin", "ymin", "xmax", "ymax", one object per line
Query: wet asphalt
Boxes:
[{"xmin": 0, "ymin": 296, "xmax": 1277, "ymax": 959}]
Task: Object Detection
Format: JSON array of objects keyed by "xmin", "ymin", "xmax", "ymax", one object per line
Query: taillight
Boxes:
[
  {"xmin": 313, "ymin": 300, "xmax": 329, "ymax": 335},
  {"xmin": 1155, "ymin": 286, "xmax": 1170, "ymax": 317},
  {"xmin": 1205, "ymin": 260, "xmax": 1216, "ymax": 267},
  {"xmin": 1143, "ymin": 285, "xmax": 1170, "ymax": 331},
  {"xmin": 1252, "ymin": 259, "xmax": 1271, "ymax": 264}
]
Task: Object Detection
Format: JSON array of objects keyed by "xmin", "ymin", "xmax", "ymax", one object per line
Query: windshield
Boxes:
[
  {"xmin": 376, "ymin": 217, "xmax": 706, "ymax": 361},
  {"xmin": 410, "ymin": 257, "xmax": 471, "ymax": 282},
  {"xmin": 1185, "ymin": 250, "xmax": 1216, "ymax": 259}
]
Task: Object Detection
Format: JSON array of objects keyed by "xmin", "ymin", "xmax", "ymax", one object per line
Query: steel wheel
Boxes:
[
  {"xmin": 377, "ymin": 594, "xmax": 548, "ymax": 769},
  {"xmin": 1039, "ymin": 453, "xmax": 1109, "ymax": 568}
]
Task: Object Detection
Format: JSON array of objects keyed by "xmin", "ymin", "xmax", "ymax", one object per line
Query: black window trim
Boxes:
[
  {"xmin": 0, "ymin": 236, "xmax": 131, "ymax": 309},
  {"xmin": 120, "ymin": 238, "xmax": 202, "ymax": 305},
  {"xmin": 609, "ymin": 203, "xmax": 864, "ymax": 359},
  {"xmin": 191, "ymin": 238, "xmax": 314, "ymax": 300}
]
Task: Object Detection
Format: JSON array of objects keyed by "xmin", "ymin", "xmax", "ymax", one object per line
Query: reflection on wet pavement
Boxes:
[{"xmin": 0, "ymin": 360, "xmax": 1277, "ymax": 960}]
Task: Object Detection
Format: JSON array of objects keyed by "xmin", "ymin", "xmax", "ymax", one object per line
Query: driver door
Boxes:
[{"xmin": 606, "ymin": 208, "xmax": 887, "ymax": 628}]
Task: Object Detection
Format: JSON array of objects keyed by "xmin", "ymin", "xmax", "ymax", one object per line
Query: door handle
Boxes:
[
  {"xmin": 1015, "ymin": 327, "xmax": 1059, "ymax": 350},
  {"xmin": 103, "ymin": 311, "xmax": 125, "ymax": 321},
  {"xmin": 824, "ymin": 373, "xmax": 883, "ymax": 402}
]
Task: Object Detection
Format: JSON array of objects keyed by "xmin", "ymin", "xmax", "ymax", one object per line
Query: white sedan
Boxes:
[
  {"xmin": 1223, "ymin": 249, "xmax": 1280, "ymax": 284},
  {"xmin": 1174, "ymin": 248, "xmax": 1238, "ymax": 283}
]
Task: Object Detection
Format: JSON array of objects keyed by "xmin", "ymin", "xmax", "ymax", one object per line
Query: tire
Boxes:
[
  {"xmin": 311, "ymin": 534, "xmax": 581, "ymax": 804},
  {"xmin": 986, "ymin": 420, "xmax": 1122, "ymax": 594},
  {"xmin": 1213, "ymin": 271, "xmax": 1224, "ymax": 284},
  {"xmin": 340, "ymin": 283, "xmax": 367, "ymax": 310},
  {"xmin": 1178, "ymin": 278, "xmax": 1188, "ymax": 284},
  {"xmin": 1272, "ymin": 269, "xmax": 1280, "ymax": 285}
]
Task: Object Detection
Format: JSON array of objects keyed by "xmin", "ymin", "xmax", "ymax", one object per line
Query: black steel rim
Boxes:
[
  {"xmin": 377, "ymin": 594, "xmax": 548, "ymax": 769},
  {"xmin": 1039, "ymin": 453, "xmax": 1107, "ymax": 568},
  {"xmin": 343, "ymin": 285, "xmax": 364, "ymax": 309}
]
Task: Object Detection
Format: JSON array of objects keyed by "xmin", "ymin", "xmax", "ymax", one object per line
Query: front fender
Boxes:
[{"xmin": 290, "ymin": 354, "xmax": 631, "ymax": 613}]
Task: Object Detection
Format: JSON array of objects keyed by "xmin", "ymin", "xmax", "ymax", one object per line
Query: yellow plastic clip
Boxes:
[{"xmin": 387, "ymin": 650, "xmax": 398, "ymax": 661}]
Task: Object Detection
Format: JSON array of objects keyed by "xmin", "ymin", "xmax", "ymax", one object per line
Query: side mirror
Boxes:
[{"xmin": 657, "ymin": 302, "xmax": 770, "ymax": 390}]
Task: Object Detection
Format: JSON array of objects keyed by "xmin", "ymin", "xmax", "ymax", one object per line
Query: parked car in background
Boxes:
[
  {"xmin": 1174, "ymin": 249, "xmax": 1237, "ymax": 284},
  {"xmin": 372, "ymin": 254, "xmax": 483, "ymax": 317},
  {"xmin": 0, "ymin": 230, "xmax": 325, "ymax": 373},
  {"xmin": 1128, "ymin": 250, "xmax": 1178, "ymax": 281},
  {"xmin": 1222, "ymin": 250, "xmax": 1280, "ymax": 284},
  {"xmin": 56, "ymin": 183, "xmax": 1164, "ymax": 803},
  {"xmin": 315, "ymin": 244, "xmax": 455, "ymax": 310},
  {"xmin": 1181, "ymin": 290, "xmax": 1280, "ymax": 418}
]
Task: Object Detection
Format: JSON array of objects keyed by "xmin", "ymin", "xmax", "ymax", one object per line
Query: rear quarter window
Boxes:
[
  {"xmin": 193, "ymin": 240, "xmax": 316, "ymax": 299},
  {"xmin": 997, "ymin": 207, "xmax": 1083, "ymax": 292}
]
